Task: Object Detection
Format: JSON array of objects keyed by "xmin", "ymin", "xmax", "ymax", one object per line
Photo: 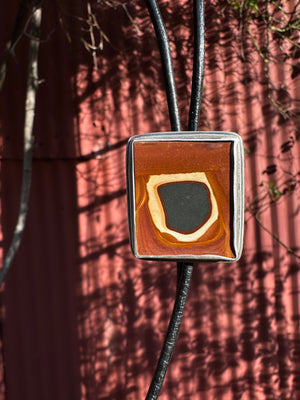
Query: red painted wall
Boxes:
[{"xmin": 0, "ymin": 1, "xmax": 300, "ymax": 399}]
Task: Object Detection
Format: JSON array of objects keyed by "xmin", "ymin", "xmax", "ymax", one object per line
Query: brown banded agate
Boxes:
[{"xmin": 133, "ymin": 141, "xmax": 235, "ymax": 258}]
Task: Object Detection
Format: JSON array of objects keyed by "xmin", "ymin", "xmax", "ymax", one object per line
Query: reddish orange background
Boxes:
[{"xmin": 0, "ymin": 1, "xmax": 299, "ymax": 400}]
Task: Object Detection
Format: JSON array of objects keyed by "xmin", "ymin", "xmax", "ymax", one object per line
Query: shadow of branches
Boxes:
[
  {"xmin": 0, "ymin": 0, "xmax": 299, "ymax": 399},
  {"xmin": 67, "ymin": 0, "xmax": 300, "ymax": 398}
]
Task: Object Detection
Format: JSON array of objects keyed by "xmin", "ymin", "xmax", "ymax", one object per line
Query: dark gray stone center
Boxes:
[{"xmin": 158, "ymin": 181, "xmax": 211, "ymax": 233}]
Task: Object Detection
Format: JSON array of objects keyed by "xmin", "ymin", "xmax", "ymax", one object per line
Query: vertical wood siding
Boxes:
[{"xmin": 0, "ymin": 0, "xmax": 299, "ymax": 399}]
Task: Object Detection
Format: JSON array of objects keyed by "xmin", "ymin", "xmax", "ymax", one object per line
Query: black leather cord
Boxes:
[
  {"xmin": 188, "ymin": 0, "xmax": 205, "ymax": 131},
  {"xmin": 144, "ymin": 1, "xmax": 205, "ymax": 398},
  {"xmin": 144, "ymin": 0, "xmax": 181, "ymax": 131},
  {"xmin": 145, "ymin": 263, "xmax": 194, "ymax": 400}
]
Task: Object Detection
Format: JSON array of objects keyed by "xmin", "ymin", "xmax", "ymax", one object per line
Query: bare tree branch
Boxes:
[
  {"xmin": 0, "ymin": 3, "xmax": 43, "ymax": 285},
  {"xmin": 0, "ymin": 1, "xmax": 36, "ymax": 91}
]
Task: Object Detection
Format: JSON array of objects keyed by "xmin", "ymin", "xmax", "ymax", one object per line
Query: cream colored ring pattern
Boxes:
[{"xmin": 146, "ymin": 172, "xmax": 219, "ymax": 242}]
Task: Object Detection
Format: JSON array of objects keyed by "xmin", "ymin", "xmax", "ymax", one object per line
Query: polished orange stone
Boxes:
[{"xmin": 133, "ymin": 140, "xmax": 235, "ymax": 258}]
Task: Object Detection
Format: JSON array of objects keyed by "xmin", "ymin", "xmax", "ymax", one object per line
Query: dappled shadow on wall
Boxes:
[
  {"xmin": 0, "ymin": 0, "xmax": 299, "ymax": 399},
  {"xmin": 55, "ymin": 0, "xmax": 300, "ymax": 399}
]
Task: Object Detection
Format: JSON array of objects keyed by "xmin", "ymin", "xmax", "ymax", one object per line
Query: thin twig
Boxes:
[
  {"xmin": 121, "ymin": 3, "xmax": 141, "ymax": 34},
  {"xmin": 0, "ymin": 4, "xmax": 42, "ymax": 285},
  {"xmin": 247, "ymin": 209, "xmax": 300, "ymax": 260},
  {"xmin": 87, "ymin": 1, "xmax": 98, "ymax": 69},
  {"xmin": 0, "ymin": 1, "xmax": 33, "ymax": 91}
]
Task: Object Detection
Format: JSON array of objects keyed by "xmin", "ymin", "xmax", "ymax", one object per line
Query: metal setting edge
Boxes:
[{"xmin": 126, "ymin": 132, "xmax": 244, "ymax": 262}]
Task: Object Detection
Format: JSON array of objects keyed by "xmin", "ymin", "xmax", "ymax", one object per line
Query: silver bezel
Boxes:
[{"xmin": 126, "ymin": 131, "xmax": 244, "ymax": 262}]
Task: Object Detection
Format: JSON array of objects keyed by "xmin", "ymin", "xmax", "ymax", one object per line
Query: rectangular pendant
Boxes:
[{"xmin": 126, "ymin": 132, "xmax": 244, "ymax": 262}]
